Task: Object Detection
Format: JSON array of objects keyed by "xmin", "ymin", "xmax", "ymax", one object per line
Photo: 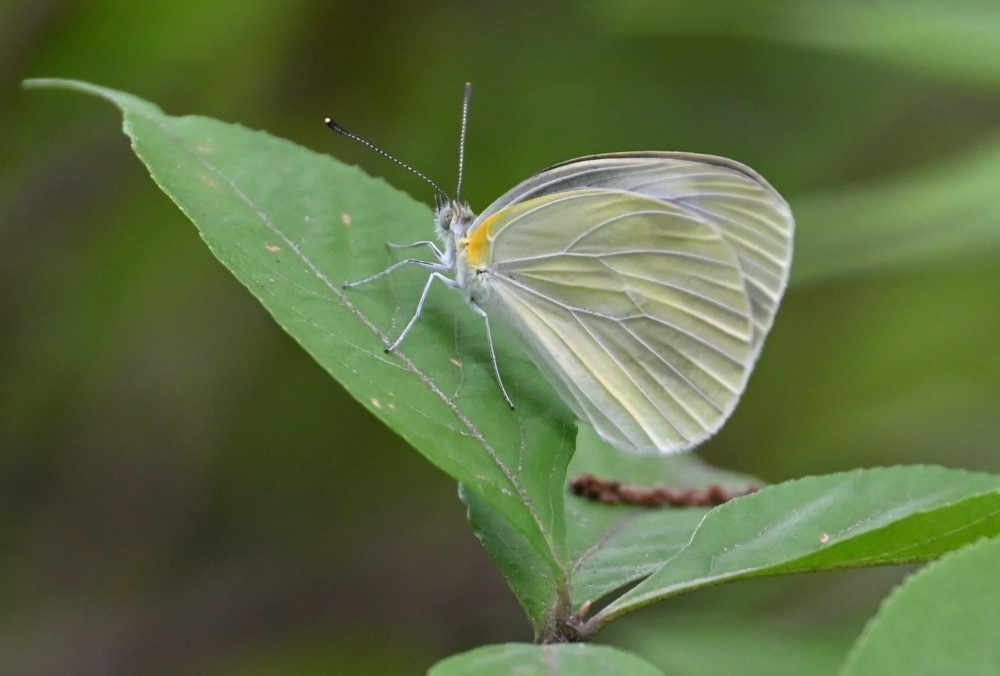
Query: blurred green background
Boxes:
[{"xmin": 2, "ymin": 1, "xmax": 997, "ymax": 673}]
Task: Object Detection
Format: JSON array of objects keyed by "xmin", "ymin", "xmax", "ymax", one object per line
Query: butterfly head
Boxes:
[{"xmin": 434, "ymin": 199, "xmax": 476, "ymax": 241}]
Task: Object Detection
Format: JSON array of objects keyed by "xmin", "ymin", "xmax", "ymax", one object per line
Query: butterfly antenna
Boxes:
[
  {"xmin": 455, "ymin": 82, "xmax": 472, "ymax": 201},
  {"xmin": 325, "ymin": 118, "xmax": 450, "ymax": 201}
]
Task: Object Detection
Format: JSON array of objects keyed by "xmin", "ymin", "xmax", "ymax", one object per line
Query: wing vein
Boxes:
[{"xmin": 495, "ymin": 274, "xmax": 748, "ymax": 366}]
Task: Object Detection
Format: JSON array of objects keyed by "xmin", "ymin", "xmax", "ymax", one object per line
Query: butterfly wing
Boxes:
[
  {"xmin": 472, "ymin": 187, "xmax": 757, "ymax": 454},
  {"xmin": 478, "ymin": 153, "xmax": 794, "ymax": 355}
]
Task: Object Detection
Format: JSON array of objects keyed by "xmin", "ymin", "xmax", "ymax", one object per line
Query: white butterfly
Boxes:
[{"xmin": 331, "ymin": 85, "xmax": 793, "ymax": 455}]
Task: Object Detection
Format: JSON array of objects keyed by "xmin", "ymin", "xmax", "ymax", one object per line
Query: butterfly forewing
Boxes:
[
  {"xmin": 473, "ymin": 189, "xmax": 755, "ymax": 454},
  {"xmin": 478, "ymin": 153, "xmax": 794, "ymax": 353}
]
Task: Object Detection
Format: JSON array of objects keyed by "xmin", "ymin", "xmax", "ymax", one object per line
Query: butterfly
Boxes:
[{"xmin": 329, "ymin": 84, "xmax": 793, "ymax": 454}]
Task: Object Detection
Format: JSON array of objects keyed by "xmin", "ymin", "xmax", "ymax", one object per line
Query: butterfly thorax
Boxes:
[
  {"xmin": 435, "ymin": 199, "xmax": 475, "ymax": 270},
  {"xmin": 434, "ymin": 199, "xmax": 493, "ymax": 301}
]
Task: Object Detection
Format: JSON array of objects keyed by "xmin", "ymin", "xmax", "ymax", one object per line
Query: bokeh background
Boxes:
[{"xmin": 2, "ymin": 1, "xmax": 998, "ymax": 673}]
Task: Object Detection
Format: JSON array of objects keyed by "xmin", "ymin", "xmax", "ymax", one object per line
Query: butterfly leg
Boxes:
[
  {"xmin": 386, "ymin": 240, "xmax": 445, "ymax": 259},
  {"xmin": 344, "ymin": 258, "xmax": 448, "ymax": 289},
  {"xmin": 469, "ymin": 300, "xmax": 515, "ymax": 409},
  {"xmin": 386, "ymin": 271, "xmax": 458, "ymax": 352}
]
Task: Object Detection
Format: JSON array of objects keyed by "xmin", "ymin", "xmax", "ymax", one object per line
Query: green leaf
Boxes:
[
  {"xmin": 590, "ymin": 466, "xmax": 1000, "ymax": 630},
  {"xmin": 840, "ymin": 535, "xmax": 1000, "ymax": 675},
  {"xmin": 463, "ymin": 426, "xmax": 763, "ymax": 636},
  {"xmin": 23, "ymin": 78, "xmax": 576, "ymax": 624},
  {"xmin": 428, "ymin": 643, "xmax": 664, "ymax": 676},
  {"xmin": 462, "ymin": 485, "xmax": 569, "ymax": 636},
  {"xmin": 565, "ymin": 427, "xmax": 761, "ymax": 609}
]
